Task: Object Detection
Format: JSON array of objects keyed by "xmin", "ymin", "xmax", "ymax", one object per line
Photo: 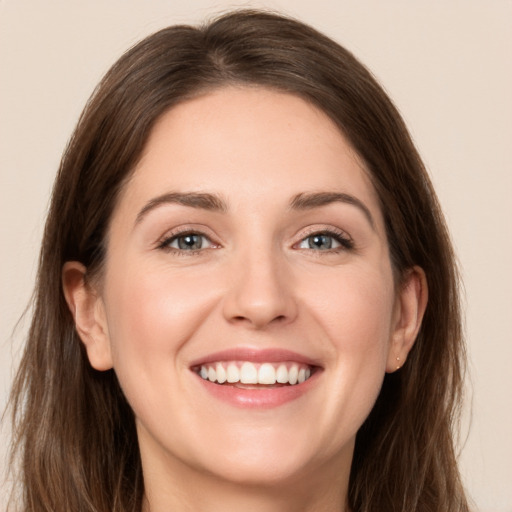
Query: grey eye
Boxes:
[
  {"xmin": 171, "ymin": 234, "xmax": 207, "ymax": 250},
  {"xmin": 299, "ymin": 234, "xmax": 340, "ymax": 251}
]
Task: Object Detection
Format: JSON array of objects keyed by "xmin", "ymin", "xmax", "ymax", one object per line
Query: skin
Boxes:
[{"xmin": 63, "ymin": 87, "xmax": 427, "ymax": 512}]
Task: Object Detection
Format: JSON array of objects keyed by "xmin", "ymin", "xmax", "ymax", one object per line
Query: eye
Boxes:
[
  {"xmin": 159, "ymin": 232, "xmax": 216, "ymax": 252},
  {"xmin": 297, "ymin": 230, "xmax": 353, "ymax": 251}
]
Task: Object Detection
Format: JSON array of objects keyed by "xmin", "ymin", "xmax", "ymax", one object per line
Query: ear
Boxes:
[
  {"xmin": 62, "ymin": 261, "xmax": 113, "ymax": 371},
  {"xmin": 386, "ymin": 266, "xmax": 428, "ymax": 373}
]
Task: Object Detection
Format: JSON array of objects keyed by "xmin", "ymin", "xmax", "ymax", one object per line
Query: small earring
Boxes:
[{"xmin": 396, "ymin": 356, "xmax": 401, "ymax": 370}]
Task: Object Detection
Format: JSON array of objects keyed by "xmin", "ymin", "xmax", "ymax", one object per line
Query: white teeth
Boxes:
[
  {"xmin": 198, "ymin": 361, "xmax": 313, "ymax": 386},
  {"xmin": 276, "ymin": 364, "xmax": 288, "ymax": 383},
  {"xmin": 226, "ymin": 363, "xmax": 239, "ymax": 383},
  {"xmin": 240, "ymin": 362, "xmax": 258, "ymax": 384},
  {"xmin": 216, "ymin": 363, "xmax": 227, "ymax": 384},
  {"xmin": 288, "ymin": 365, "xmax": 299, "ymax": 385},
  {"xmin": 258, "ymin": 363, "xmax": 276, "ymax": 385}
]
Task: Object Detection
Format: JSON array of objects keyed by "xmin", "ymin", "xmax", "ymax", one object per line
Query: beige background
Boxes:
[{"xmin": 1, "ymin": 1, "xmax": 511, "ymax": 510}]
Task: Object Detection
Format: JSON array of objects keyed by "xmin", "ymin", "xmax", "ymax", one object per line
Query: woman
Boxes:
[{"xmin": 8, "ymin": 9, "xmax": 470, "ymax": 512}]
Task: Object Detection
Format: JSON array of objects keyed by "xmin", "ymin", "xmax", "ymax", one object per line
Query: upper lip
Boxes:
[{"xmin": 189, "ymin": 347, "xmax": 322, "ymax": 368}]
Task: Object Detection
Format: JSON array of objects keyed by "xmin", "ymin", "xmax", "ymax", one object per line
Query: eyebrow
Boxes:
[
  {"xmin": 135, "ymin": 190, "xmax": 375, "ymax": 229},
  {"xmin": 135, "ymin": 192, "xmax": 227, "ymax": 224},
  {"xmin": 290, "ymin": 192, "xmax": 375, "ymax": 229}
]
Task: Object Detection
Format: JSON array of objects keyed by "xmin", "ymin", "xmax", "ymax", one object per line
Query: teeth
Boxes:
[
  {"xmin": 276, "ymin": 364, "xmax": 288, "ymax": 383},
  {"xmin": 216, "ymin": 363, "xmax": 227, "ymax": 384},
  {"xmin": 226, "ymin": 363, "xmax": 239, "ymax": 383},
  {"xmin": 240, "ymin": 362, "xmax": 258, "ymax": 384},
  {"xmin": 258, "ymin": 363, "xmax": 276, "ymax": 385},
  {"xmin": 288, "ymin": 365, "xmax": 298, "ymax": 385},
  {"xmin": 197, "ymin": 361, "xmax": 313, "ymax": 386}
]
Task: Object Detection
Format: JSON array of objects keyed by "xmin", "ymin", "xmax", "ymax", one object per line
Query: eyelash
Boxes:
[
  {"xmin": 156, "ymin": 227, "xmax": 354, "ymax": 254},
  {"xmin": 295, "ymin": 227, "xmax": 354, "ymax": 252},
  {"xmin": 157, "ymin": 228, "xmax": 217, "ymax": 255}
]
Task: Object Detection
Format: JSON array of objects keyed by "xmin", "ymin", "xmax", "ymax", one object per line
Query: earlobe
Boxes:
[
  {"xmin": 386, "ymin": 266, "xmax": 428, "ymax": 373},
  {"xmin": 62, "ymin": 262, "xmax": 113, "ymax": 371}
]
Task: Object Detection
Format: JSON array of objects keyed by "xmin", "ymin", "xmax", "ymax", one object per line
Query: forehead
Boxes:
[{"xmin": 114, "ymin": 87, "xmax": 384, "ymax": 228}]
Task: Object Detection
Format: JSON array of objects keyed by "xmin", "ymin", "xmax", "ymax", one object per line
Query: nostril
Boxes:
[
  {"xmin": 222, "ymin": 272, "xmax": 299, "ymax": 328},
  {"xmin": 231, "ymin": 313, "xmax": 287, "ymax": 325}
]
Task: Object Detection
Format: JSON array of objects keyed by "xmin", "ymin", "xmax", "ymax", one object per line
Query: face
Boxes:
[{"xmin": 68, "ymin": 87, "xmax": 423, "ymax": 492}]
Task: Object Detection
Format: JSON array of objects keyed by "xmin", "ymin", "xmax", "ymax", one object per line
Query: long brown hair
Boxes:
[{"xmin": 8, "ymin": 10, "xmax": 469, "ymax": 511}]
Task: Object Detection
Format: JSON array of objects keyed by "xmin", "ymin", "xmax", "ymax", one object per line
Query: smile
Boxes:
[
  {"xmin": 190, "ymin": 348, "xmax": 321, "ymax": 408},
  {"xmin": 196, "ymin": 361, "xmax": 313, "ymax": 386}
]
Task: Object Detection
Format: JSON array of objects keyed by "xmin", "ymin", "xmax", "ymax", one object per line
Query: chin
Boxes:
[
  {"xmin": 198, "ymin": 450, "xmax": 317, "ymax": 488},
  {"xmin": 182, "ymin": 423, "xmax": 353, "ymax": 489}
]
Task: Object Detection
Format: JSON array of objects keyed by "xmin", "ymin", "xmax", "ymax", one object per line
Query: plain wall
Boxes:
[{"xmin": 1, "ymin": 1, "xmax": 511, "ymax": 510}]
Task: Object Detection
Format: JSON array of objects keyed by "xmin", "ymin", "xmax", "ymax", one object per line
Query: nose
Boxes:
[{"xmin": 222, "ymin": 250, "xmax": 298, "ymax": 329}]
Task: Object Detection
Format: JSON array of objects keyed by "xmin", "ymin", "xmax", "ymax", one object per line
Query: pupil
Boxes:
[
  {"xmin": 178, "ymin": 234, "xmax": 202, "ymax": 250},
  {"xmin": 309, "ymin": 234, "xmax": 332, "ymax": 250}
]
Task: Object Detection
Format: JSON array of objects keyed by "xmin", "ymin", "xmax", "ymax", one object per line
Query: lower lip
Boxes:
[{"xmin": 194, "ymin": 371, "xmax": 320, "ymax": 409}]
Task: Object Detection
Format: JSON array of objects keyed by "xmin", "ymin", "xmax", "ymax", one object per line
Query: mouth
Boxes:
[
  {"xmin": 189, "ymin": 348, "xmax": 321, "ymax": 408},
  {"xmin": 193, "ymin": 361, "xmax": 316, "ymax": 387}
]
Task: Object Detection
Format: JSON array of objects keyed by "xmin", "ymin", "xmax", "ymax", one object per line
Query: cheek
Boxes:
[
  {"xmin": 102, "ymin": 261, "xmax": 217, "ymax": 369},
  {"xmin": 100, "ymin": 261, "xmax": 223, "ymax": 443},
  {"xmin": 307, "ymin": 262, "xmax": 395, "ymax": 352},
  {"xmin": 306, "ymin": 264, "xmax": 396, "ymax": 422}
]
